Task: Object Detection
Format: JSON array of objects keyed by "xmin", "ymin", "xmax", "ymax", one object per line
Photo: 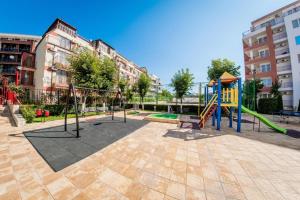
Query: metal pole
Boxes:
[
  {"xmin": 198, "ymin": 82, "xmax": 202, "ymax": 116},
  {"xmin": 71, "ymin": 84, "xmax": 80, "ymax": 138}
]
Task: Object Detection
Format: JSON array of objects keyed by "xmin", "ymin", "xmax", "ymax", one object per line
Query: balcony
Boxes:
[
  {"xmin": 273, "ymin": 32, "xmax": 287, "ymax": 42},
  {"xmin": 279, "ymin": 81, "xmax": 293, "ymax": 91},
  {"xmin": 277, "ymin": 64, "xmax": 292, "ymax": 75},
  {"xmin": 243, "ymin": 18, "xmax": 284, "ymax": 38},
  {"xmin": 245, "ymin": 53, "xmax": 270, "ymax": 65},
  {"xmin": 0, "ymin": 58, "xmax": 20, "ymax": 64},
  {"xmin": 243, "ymin": 40, "xmax": 268, "ymax": 51}
]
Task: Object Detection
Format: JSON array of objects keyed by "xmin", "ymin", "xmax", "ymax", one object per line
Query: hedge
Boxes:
[
  {"xmin": 258, "ymin": 96, "xmax": 283, "ymax": 114},
  {"xmin": 20, "ymin": 106, "xmax": 35, "ymax": 123}
]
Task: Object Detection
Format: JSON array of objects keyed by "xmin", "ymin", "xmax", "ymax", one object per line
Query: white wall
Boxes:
[
  {"xmin": 34, "ymin": 38, "xmax": 47, "ymax": 90},
  {"xmin": 284, "ymin": 12, "xmax": 300, "ymax": 110}
]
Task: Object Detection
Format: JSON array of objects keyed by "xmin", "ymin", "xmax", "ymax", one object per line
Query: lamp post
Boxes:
[{"xmin": 252, "ymin": 68, "xmax": 256, "ymax": 111}]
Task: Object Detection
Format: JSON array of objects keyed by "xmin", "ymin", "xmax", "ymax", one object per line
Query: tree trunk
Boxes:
[
  {"xmin": 81, "ymin": 95, "xmax": 87, "ymax": 115},
  {"xmin": 180, "ymin": 98, "xmax": 183, "ymax": 114},
  {"xmin": 141, "ymin": 97, "xmax": 144, "ymax": 110}
]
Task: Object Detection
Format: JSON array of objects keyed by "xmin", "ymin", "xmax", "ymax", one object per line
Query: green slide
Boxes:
[{"xmin": 241, "ymin": 106, "xmax": 287, "ymax": 134}]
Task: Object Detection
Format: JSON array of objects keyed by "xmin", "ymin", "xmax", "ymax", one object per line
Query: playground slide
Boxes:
[{"xmin": 241, "ymin": 106, "xmax": 287, "ymax": 134}]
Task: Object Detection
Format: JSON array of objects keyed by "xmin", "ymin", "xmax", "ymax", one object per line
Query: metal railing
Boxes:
[{"xmin": 277, "ymin": 65, "xmax": 291, "ymax": 72}]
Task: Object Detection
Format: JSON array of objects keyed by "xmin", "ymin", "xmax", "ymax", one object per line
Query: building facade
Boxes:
[
  {"xmin": 33, "ymin": 18, "xmax": 160, "ymax": 94},
  {"xmin": 243, "ymin": 1, "xmax": 300, "ymax": 110},
  {"xmin": 35, "ymin": 19, "xmax": 94, "ymax": 92},
  {"xmin": 0, "ymin": 33, "xmax": 41, "ymax": 91}
]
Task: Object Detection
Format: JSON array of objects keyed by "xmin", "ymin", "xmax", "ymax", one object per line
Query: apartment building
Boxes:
[
  {"xmin": 0, "ymin": 33, "xmax": 41, "ymax": 91},
  {"xmin": 34, "ymin": 18, "xmax": 160, "ymax": 94},
  {"xmin": 35, "ymin": 19, "xmax": 94, "ymax": 92},
  {"xmin": 243, "ymin": 0, "xmax": 300, "ymax": 110}
]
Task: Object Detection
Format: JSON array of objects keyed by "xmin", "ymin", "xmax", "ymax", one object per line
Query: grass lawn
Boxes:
[{"xmin": 33, "ymin": 112, "xmax": 101, "ymax": 123}]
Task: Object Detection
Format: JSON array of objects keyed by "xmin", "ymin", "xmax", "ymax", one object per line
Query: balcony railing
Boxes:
[
  {"xmin": 0, "ymin": 58, "xmax": 20, "ymax": 63},
  {"xmin": 273, "ymin": 32, "xmax": 287, "ymax": 41},
  {"xmin": 275, "ymin": 48, "xmax": 290, "ymax": 56},
  {"xmin": 281, "ymin": 82, "xmax": 293, "ymax": 88},
  {"xmin": 0, "ymin": 47, "xmax": 30, "ymax": 52},
  {"xmin": 277, "ymin": 65, "xmax": 291, "ymax": 72},
  {"xmin": 243, "ymin": 18, "xmax": 284, "ymax": 37}
]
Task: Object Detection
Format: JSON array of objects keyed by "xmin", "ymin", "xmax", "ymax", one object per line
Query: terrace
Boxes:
[{"xmin": 0, "ymin": 110, "xmax": 299, "ymax": 200}]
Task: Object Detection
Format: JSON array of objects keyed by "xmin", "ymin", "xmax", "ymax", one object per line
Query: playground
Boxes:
[{"xmin": 1, "ymin": 73, "xmax": 300, "ymax": 199}]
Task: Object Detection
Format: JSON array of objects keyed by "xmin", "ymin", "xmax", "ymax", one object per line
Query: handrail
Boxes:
[{"xmin": 200, "ymin": 94, "xmax": 217, "ymax": 120}]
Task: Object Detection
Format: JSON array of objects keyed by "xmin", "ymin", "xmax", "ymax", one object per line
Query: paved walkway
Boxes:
[{"xmin": 0, "ymin": 112, "xmax": 300, "ymax": 200}]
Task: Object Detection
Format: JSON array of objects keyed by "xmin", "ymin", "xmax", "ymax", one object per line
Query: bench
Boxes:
[{"xmin": 179, "ymin": 115, "xmax": 200, "ymax": 128}]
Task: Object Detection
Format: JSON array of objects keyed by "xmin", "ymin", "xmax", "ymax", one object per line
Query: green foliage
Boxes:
[
  {"xmin": 44, "ymin": 104, "xmax": 65, "ymax": 116},
  {"xmin": 270, "ymin": 79, "xmax": 281, "ymax": 97},
  {"xmin": 170, "ymin": 68, "xmax": 194, "ymax": 102},
  {"xmin": 276, "ymin": 95, "xmax": 283, "ymax": 111},
  {"xmin": 159, "ymin": 89, "xmax": 173, "ymax": 102},
  {"xmin": 68, "ymin": 49, "xmax": 102, "ymax": 88},
  {"xmin": 242, "ymin": 79, "xmax": 263, "ymax": 110},
  {"xmin": 258, "ymin": 97, "xmax": 283, "ymax": 114},
  {"xmin": 137, "ymin": 73, "xmax": 151, "ymax": 103},
  {"xmin": 125, "ymin": 88, "xmax": 134, "ymax": 102},
  {"xmin": 118, "ymin": 78, "xmax": 127, "ymax": 93},
  {"xmin": 207, "ymin": 58, "xmax": 240, "ymax": 81},
  {"xmin": 20, "ymin": 106, "xmax": 35, "ymax": 123},
  {"xmin": 68, "ymin": 50, "xmax": 117, "ymax": 90},
  {"xmin": 8, "ymin": 83, "xmax": 24, "ymax": 96},
  {"xmin": 97, "ymin": 58, "xmax": 117, "ymax": 91}
]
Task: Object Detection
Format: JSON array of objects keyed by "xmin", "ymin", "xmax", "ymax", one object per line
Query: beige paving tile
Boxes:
[
  {"xmin": 166, "ymin": 181, "xmax": 186, "ymax": 200},
  {"xmin": 1, "ymin": 113, "xmax": 300, "ymax": 200},
  {"xmin": 186, "ymin": 173, "xmax": 204, "ymax": 190},
  {"xmin": 186, "ymin": 186, "xmax": 206, "ymax": 200}
]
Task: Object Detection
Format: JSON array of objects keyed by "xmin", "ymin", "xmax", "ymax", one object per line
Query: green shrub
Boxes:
[
  {"xmin": 258, "ymin": 98, "xmax": 282, "ymax": 114},
  {"xmin": 44, "ymin": 104, "xmax": 65, "ymax": 116},
  {"xmin": 20, "ymin": 106, "xmax": 35, "ymax": 123}
]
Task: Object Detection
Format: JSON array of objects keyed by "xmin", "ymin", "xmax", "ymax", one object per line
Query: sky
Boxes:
[{"xmin": 0, "ymin": 0, "xmax": 296, "ymax": 88}]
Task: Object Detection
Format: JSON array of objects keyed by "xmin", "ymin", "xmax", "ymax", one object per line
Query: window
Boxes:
[
  {"xmin": 298, "ymin": 54, "xmax": 300, "ymax": 63},
  {"xmin": 292, "ymin": 19, "xmax": 300, "ymax": 28},
  {"xmin": 259, "ymin": 50, "xmax": 269, "ymax": 58},
  {"xmin": 261, "ymin": 79, "xmax": 272, "ymax": 87},
  {"xmin": 57, "ymin": 35, "xmax": 71, "ymax": 49},
  {"xmin": 56, "ymin": 70, "xmax": 67, "ymax": 84},
  {"xmin": 260, "ymin": 64, "xmax": 271, "ymax": 72},
  {"xmin": 295, "ymin": 36, "xmax": 300, "ymax": 45}
]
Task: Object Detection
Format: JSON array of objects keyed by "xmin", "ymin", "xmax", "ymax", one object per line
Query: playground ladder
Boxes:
[{"xmin": 199, "ymin": 94, "xmax": 217, "ymax": 128}]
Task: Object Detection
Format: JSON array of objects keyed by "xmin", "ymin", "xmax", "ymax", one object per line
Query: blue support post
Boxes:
[
  {"xmin": 212, "ymin": 84, "xmax": 215, "ymax": 126},
  {"xmin": 237, "ymin": 78, "xmax": 242, "ymax": 133},
  {"xmin": 217, "ymin": 79, "xmax": 221, "ymax": 131},
  {"xmin": 229, "ymin": 83, "xmax": 233, "ymax": 128}
]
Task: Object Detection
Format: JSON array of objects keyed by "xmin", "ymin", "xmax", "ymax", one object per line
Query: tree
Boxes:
[
  {"xmin": 170, "ymin": 68, "xmax": 194, "ymax": 113},
  {"xmin": 137, "ymin": 73, "xmax": 151, "ymax": 109},
  {"xmin": 160, "ymin": 89, "xmax": 173, "ymax": 102},
  {"xmin": 96, "ymin": 57, "xmax": 117, "ymax": 91},
  {"xmin": 207, "ymin": 58, "xmax": 240, "ymax": 81},
  {"xmin": 118, "ymin": 78, "xmax": 127, "ymax": 93},
  {"xmin": 271, "ymin": 79, "xmax": 283, "ymax": 111},
  {"xmin": 69, "ymin": 50, "xmax": 117, "ymax": 114},
  {"xmin": 243, "ymin": 79, "xmax": 263, "ymax": 111},
  {"xmin": 270, "ymin": 79, "xmax": 281, "ymax": 97}
]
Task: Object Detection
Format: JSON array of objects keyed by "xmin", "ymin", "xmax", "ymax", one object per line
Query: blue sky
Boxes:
[{"xmin": 0, "ymin": 0, "xmax": 296, "ymax": 87}]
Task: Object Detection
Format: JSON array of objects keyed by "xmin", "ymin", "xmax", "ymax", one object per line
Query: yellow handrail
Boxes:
[{"xmin": 200, "ymin": 94, "xmax": 217, "ymax": 120}]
